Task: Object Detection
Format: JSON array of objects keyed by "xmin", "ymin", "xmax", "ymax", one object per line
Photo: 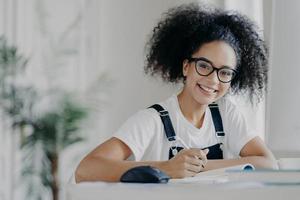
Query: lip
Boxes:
[{"xmin": 197, "ymin": 83, "xmax": 218, "ymax": 94}]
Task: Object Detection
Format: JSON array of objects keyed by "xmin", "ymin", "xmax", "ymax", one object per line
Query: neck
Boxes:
[{"xmin": 177, "ymin": 89, "xmax": 208, "ymax": 129}]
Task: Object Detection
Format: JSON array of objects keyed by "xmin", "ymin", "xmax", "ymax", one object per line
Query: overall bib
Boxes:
[{"xmin": 149, "ymin": 103, "xmax": 224, "ymax": 160}]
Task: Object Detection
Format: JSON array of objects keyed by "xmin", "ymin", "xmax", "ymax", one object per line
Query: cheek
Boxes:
[
  {"xmin": 185, "ymin": 73, "xmax": 201, "ymax": 88},
  {"xmin": 219, "ymin": 84, "xmax": 231, "ymax": 94}
]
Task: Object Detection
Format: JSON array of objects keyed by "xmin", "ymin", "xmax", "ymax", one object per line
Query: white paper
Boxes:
[{"xmin": 169, "ymin": 164, "xmax": 254, "ymax": 184}]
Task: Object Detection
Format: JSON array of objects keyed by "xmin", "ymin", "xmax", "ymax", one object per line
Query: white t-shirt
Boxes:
[{"xmin": 113, "ymin": 94, "xmax": 257, "ymax": 161}]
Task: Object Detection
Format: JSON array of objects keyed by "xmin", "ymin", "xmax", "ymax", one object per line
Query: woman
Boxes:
[{"xmin": 75, "ymin": 3, "xmax": 277, "ymax": 183}]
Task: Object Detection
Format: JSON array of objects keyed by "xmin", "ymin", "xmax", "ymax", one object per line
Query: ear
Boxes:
[{"xmin": 182, "ymin": 59, "xmax": 190, "ymax": 77}]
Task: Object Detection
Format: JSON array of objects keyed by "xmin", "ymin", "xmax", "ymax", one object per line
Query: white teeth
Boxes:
[{"xmin": 198, "ymin": 84, "xmax": 216, "ymax": 93}]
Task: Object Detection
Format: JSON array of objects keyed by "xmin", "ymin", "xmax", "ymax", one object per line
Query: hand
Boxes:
[{"xmin": 159, "ymin": 148, "xmax": 209, "ymax": 179}]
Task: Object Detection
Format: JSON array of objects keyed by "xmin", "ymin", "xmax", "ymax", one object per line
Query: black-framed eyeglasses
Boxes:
[{"xmin": 187, "ymin": 57, "xmax": 237, "ymax": 83}]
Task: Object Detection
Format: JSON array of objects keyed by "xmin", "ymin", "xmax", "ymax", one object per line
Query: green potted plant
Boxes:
[{"xmin": 0, "ymin": 36, "xmax": 88, "ymax": 200}]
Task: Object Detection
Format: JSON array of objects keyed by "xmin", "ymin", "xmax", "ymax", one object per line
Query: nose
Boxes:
[{"xmin": 206, "ymin": 70, "xmax": 219, "ymax": 84}]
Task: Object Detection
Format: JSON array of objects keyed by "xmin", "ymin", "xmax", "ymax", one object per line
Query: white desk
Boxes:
[{"xmin": 66, "ymin": 181, "xmax": 300, "ymax": 200}]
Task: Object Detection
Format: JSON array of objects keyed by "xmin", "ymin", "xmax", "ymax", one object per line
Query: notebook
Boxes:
[
  {"xmin": 169, "ymin": 164, "xmax": 254, "ymax": 184},
  {"xmin": 170, "ymin": 163, "xmax": 300, "ymax": 185},
  {"xmin": 227, "ymin": 169, "xmax": 300, "ymax": 185}
]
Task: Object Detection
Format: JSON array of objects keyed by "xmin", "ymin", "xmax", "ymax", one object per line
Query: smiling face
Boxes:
[{"xmin": 182, "ymin": 40, "xmax": 237, "ymax": 105}]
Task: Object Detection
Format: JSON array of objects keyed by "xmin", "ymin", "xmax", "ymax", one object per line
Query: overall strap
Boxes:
[
  {"xmin": 148, "ymin": 104, "xmax": 176, "ymax": 141},
  {"xmin": 208, "ymin": 103, "xmax": 225, "ymax": 137}
]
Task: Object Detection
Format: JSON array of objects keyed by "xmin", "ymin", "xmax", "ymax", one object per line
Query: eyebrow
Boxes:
[{"xmin": 195, "ymin": 57, "xmax": 235, "ymax": 70}]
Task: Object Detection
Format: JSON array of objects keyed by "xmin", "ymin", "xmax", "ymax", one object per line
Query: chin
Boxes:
[{"xmin": 194, "ymin": 96, "xmax": 216, "ymax": 105}]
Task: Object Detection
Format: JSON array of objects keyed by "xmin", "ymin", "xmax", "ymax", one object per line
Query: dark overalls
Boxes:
[{"xmin": 149, "ymin": 103, "xmax": 224, "ymax": 160}]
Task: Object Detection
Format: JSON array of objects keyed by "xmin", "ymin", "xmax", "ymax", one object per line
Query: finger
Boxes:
[
  {"xmin": 201, "ymin": 149, "xmax": 209, "ymax": 165},
  {"xmin": 184, "ymin": 169, "xmax": 196, "ymax": 178},
  {"xmin": 193, "ymin": 158, "xmax": 205, "ymax": 168},
  {"xmin": 183, "ymin": 149, "xmax": 208, "ymax": 166},
  {"xmin": 186, "ymin": 156, "xmax": 203, "ymax": 166},
  {"xmin": 189, "ymin": 149, "xmax": 207, "ymax": 164},
  {"xmin": 198, "ymin": 150, "xmax": 208, "ymax": 165},
  {"xmin": 185, "ymin": 163, "xmax": 202, "ymax": 173},
  {"xmin": 203, "ymin": 148, "xmax": 209, "ymax": 155}
]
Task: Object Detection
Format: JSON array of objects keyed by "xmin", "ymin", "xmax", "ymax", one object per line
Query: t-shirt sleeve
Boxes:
[
  {"xmin": 113, "ymin": 109, "xmax": 159, "ymax": 161},
  {"xmin": 220, "ymin": 99, "xmax": 258, "ymax": 157}
]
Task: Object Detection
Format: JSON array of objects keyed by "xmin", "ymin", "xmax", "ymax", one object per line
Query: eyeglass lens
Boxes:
[{"xmin": 195, "ymin": 60, "xmax": 235, "ymax": 83}]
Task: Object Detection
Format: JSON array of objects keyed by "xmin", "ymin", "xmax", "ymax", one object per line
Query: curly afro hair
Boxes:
[{"xmin": 145, "ymin": 3, "xmax": 268, "ymax": 102}]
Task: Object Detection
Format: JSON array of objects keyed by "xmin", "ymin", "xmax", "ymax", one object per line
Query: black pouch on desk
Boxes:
[{"xmin": 120, "ymin": 166, "xmax": 170, "ymax": 183}]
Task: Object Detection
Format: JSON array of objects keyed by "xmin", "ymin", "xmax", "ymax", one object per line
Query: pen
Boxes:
[
  {"xmin": 177, "ymin": 137, "xmax": 190, "ymax": 149},
  {"xmin": 177, "ymin": 137, "xmax": 207, "ymax": 167}
]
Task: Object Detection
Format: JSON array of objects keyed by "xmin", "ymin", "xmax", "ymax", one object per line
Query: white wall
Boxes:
[
  {"xmin": 95, "ymin": 0, "xmax": 224, "ymax": 144},
  {"xmin": 266, "ymin": 0, "xmax": 300, "ymax": 157},
  {"xmin": 91, "ymin": 0, "xmax": 267, "ymax": 146}
]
